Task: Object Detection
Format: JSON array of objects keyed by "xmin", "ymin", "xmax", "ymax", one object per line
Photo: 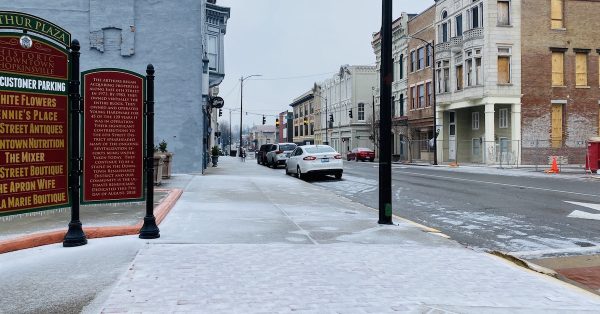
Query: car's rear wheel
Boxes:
[
  {"xmin": 285, "ymin": 165, "xmax": 290, "ymax": 175},
  {"xmin": 296, "ymin": 166, "xmax": 302, "ymax": 180},
  {"xmin": 369, "ymin": 158, "xmax": 374, "ymax": 162},
  {"xmin": 335, "ymin": 172, "xmax": 342, "ymax": 180}
]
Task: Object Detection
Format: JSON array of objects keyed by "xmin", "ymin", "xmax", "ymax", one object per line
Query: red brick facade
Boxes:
[
  {"xmin": 521, "ymin": 0, "xmax": 600, "ymax": 164},
  {"xmin": 407, "ymin": 5, "xmax": 436, "ymax": 135}
]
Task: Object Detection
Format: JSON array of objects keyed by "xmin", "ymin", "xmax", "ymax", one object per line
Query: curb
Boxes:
[{"xmin": 0, "ymin": 188, "xmax": 183, "ymax": 255}]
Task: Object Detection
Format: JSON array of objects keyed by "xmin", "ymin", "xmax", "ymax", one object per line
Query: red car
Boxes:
[{"xmin": 347, "ymin": 148, "xmax": 375, "ymax": 162}]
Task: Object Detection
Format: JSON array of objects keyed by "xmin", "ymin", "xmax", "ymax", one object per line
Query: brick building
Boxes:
[
  {"xmin": 521, "ymin": 0, "xmax": 600, "ymax": 164},
  {"xmin": 407, "ymin": 5, "xmax": 436, "ymax": 162},
  {"xmin": 289, "ymin": 90, "xmax": 316, "ymax": 145}
]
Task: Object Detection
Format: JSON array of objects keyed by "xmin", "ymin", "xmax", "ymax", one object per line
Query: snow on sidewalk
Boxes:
[{"xmin": 97, "ymin": 157, "xmax": 600, "ymax": 313}]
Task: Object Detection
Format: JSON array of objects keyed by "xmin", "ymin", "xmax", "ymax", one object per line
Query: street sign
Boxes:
[
  {"xmin": 81, "ymin": 69, "xmax": 145, "ymax": 204},
  {"xmin": 211, "ymin": 96, "xmax": 224, "ymax": 108},
  {"xmin": 0, "ymin": 32, "xmax": 70, "ymax": 216}
]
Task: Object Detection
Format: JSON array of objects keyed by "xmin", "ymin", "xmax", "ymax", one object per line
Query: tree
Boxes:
[{"xmin": 368, "ymin": 114, "xmax": 380, "ymax": 152}]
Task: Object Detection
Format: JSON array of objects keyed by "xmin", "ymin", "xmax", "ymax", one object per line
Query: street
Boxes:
[{"xmin": 302, "ymin": 161, "xmax": 600, "ymax": 258}]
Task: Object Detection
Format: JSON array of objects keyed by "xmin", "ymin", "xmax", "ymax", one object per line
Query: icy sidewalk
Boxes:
[{"xmin": 96, "ymin": 157, "xmax": 600, "ymax": 313}]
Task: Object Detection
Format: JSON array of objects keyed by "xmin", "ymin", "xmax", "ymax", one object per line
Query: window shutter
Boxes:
[
  {"xmin": 576, "ymin": 53, "xmax": 588, "ymax": 86},
  {"xmin": 498, "ymin": 56, "xmax": 510, "ymax": 84},
  {"xmin": 551, "ymin": 104, "xmax": 563, "ymax": 148},
  {"xmin": 551, "ymin": 52, "xmax": 564, "ymax": 86}
]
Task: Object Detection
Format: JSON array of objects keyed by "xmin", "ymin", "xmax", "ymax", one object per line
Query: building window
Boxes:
[
  {"xmin": 499, "ymin": 108, "xmax": 509, "ymax": 128},
  {"xmin": 456, "ymin": 64, "xmax": 464, "ymax": 91},
  {"xmin": 497, "ymin": 1, "xmax": 510, "ymax": 26},
  {"xmin": 426, "ymin": 46, "xmax": 431, "ymax": 67},
  {"xmin": 418, "ymin": 84, "xmax": 425, "ymax": 108},
  {"xmin": 466, "ymin": 58, "xmax": 473, "ymax": 86},
  {"xmin": 294, "ymin": 126, "xmax": 298, "ymax": 137},
  {"xmin": 456, "ymin": 14, "xmax": 463, "ymax": 36},
  {"xmin": 399, "ymin": 54, "xmax": 404, "ymax": 79},
  {"xmin": 418, "ymin": 47, "xmax": 425, "ymax": 70},
  {"xmin": 358, "ymin": 103, "xmax": 365, "ymax": 121},
  {"xmin": 576, "ymin": 52, "xmax": 588, "ymax": 87},
  {"xmin": 472, "ymin": 138, "xmax": 481, "ymax": 156},
  {"xmin": 472, "ymin": 112, "xmax": 480, "ymax": 130},
  {"xmin": 411, "ymin": 86, "xmax": 416, "ymax": 109},
  {"xmin": 426, "ymin": 82, "xmax": 432, "ymax": 107},
  {"xmin": 399, "ymin": 94, "xmax": 404, "ymax": 116},
  {"xmin": 310, "ymin": 123, "xmax": 314, "ymax": 135},
  {"xmin": 305, "ymin": 124, "xmax": 308, "ymax": 135},
  {"xmin": 441, "ymin": 11, "xmax": 449, "ymax": 43},
  {"xmin": 294, "ymin": 108, "xmax": 298, "ymax": 119},
  {"xmin": 475, "ymin": 57, "xmax": 482, "ymax": 85},
  {"xmin": 498, "ymin": 47, "xmax": 511, "ymax": 84},
  {"xmin": 471, "ymin": 5, "xmax": 479, "ymax": 29},
  {"xmin": 208, "ymin": 34, "xmax": 218, "ymax": 70},
  {"xmin": 551, "ymin": 0, "xmax": 564, "ymax": 29},
  {"xmin": 551, "ymin": 103, "xmax": 563, "ymax": 148},
  {"xmin": 310, "ymin": 103, "xmax": 314, "ymax": 114},
  {"xmin": 551, "ymin": 51, "xmax": 564, "ymax": 86},
  {"xmin": 410, "ymin": 50, "xmax": 416, "ymax": 72}
]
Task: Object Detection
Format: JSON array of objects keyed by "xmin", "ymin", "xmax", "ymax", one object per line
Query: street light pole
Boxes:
[
  {"xmin": 409, "ymin": 36, "xmax": 438, "ymax": 165},
  {"xmin": 379, "ymin": 0, "xmax": 393, "ymax": 225},
  {"xmin": 239, "ymin": 74, "xmax": 261, "ymax": 158}
]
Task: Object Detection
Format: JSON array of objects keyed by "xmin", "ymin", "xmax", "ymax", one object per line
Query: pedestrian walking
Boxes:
[{"xmin": 240, "ymin": 148, "xmax": 246, "ymax": 162}]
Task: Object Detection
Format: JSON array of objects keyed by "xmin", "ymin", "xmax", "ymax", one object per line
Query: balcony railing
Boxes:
[
  {"xmin": 435, "ymin": 41, "xmax": 450, "ymax": 52},
  {"xmin": 450, "ymin": 35, "xmax": 463, "ymax": 52},
  {"xmin": 463, "ymin": 27, "xmax": 484, "ymax": 41}
]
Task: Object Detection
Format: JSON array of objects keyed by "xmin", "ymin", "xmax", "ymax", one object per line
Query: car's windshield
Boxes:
[
  {"xmin": 280, "ymin": 144, "xmax": 296, "ymax": 151},
  {"xmin": 304, "ymin": 146, "xmax": 335, "ymax": 154}
]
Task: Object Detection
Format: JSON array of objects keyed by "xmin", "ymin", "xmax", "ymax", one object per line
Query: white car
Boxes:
[
  {"xmin": 285, "ymin": 145, "xmax": 343, "ymax": 180},
  {"xmin": 265, "ymin": 143, "xmax": 297, "ymax": 168}
]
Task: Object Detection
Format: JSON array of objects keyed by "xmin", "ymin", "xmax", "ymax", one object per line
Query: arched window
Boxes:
[{"xmin": 440, "ymin": 11, "xmax": 449, "ymax": 43}]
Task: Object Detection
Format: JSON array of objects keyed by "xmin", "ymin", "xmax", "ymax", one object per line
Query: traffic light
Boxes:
[
  {"xmin": 275, "ymin": 118, "xmax": 280, "ymax": 127},
  {"xmin": 348, "ymin": 109, "xmax": 353, "ymax": 118},
  {"xmin": 329, "ymin": 114, "xmax": 334, "ymax": 122},
  {"xmin": 218, "ymin": 109, "xmax": 222, "ymax": 117},
  {"xmin": 262, "ymin": 116, "xmax": 266, "ymax": 125},
  {"xmin": 303, "ymin": 117, "xmax": 308, "ymax": 126}
]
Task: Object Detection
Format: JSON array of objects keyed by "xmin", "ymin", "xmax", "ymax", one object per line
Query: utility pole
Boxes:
[
  {"xmin": 379, "ymin": 0, "xmax": 393, "ymax": 225},
  {"xmin": 239, "ymin": 74, "xmax": 262, "ymax": 158}
]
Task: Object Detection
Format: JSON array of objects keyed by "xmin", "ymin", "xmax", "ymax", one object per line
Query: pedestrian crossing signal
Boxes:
[
  {"xmin": 329, "ymin": 114, "xmax": 334, "ymax": 122},
  {"xmin": 262, "ymin": 116, "xmax": 266, "ymax": 125},
  {"xmin": 218, "ymin": 109, "xmax": 223, "ymax": 117},
  {"xmin": 348, "ymin": 109, "xmax": 353, "ymax": 118}
]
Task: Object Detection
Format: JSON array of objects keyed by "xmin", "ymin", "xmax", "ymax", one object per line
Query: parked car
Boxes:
[
  {"xmin": 266, "ymin": 143, "xmax": 297, "ymax": 168},
  {"xmin": 285, "ymin": 145, "xmax": 343, "ymax": 180},
  {"xmin": 256, "ymin": 144, "xmax": 275, "ymax": 165},
  {"xmin": 347, "ymin": 147, "xmax": 375, "ymax": 162}
]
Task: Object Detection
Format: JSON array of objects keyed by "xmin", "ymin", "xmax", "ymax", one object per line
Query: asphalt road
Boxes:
[{"xmin": 301, "ymin": 161, "xmax": 600, "ymax": 258}]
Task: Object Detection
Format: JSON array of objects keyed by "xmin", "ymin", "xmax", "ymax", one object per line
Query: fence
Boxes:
[{"xmin": 389, "ymin": 138, "xmax": 590, "ymax": 168}]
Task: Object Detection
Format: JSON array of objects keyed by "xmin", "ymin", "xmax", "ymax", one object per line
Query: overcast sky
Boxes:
[{"xmin": 216, "ymin": 0, "xmax": 434, "ymax": 127}]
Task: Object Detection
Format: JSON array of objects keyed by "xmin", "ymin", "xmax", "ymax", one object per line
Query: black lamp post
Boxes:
[
  {"xmin": 379, "ymin": 0, "xmax": 393, "ymax": 225},
  {"xmin": 239, "ymin": 74, "xmax": 261, "ymax": 157},
  {"xmin": 408, "ymin": 36, "xmax": 438, "ymax": 165}
]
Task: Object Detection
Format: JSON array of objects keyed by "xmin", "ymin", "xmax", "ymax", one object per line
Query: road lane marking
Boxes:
[
  {"xmin": 396, "ymin": 170, "xmax": 600, "ymax": 198},
  {"xmin": 565, "ymin": 201, "xmax": 600, "ymax": 212},
  {"xmin": 565, "ymin": 201, "xmax": 600, "ymax": 220},
  {"xmin": 567, "ymin": 210, "xmax": 600, "ymax": 220}
]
